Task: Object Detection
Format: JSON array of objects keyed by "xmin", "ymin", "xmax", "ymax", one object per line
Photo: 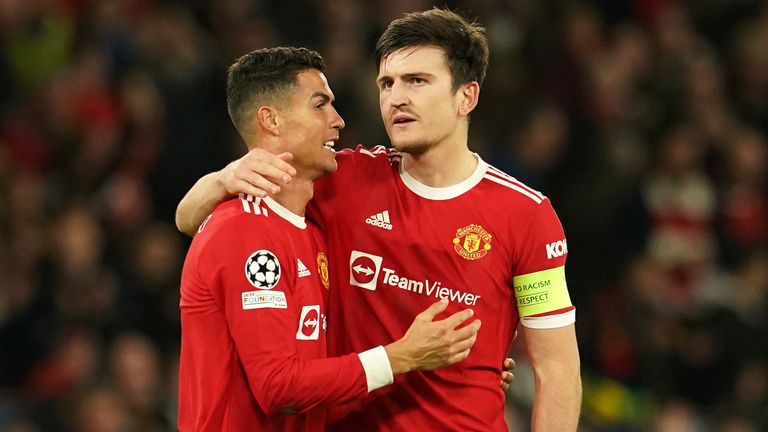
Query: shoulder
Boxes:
[
  {"xmin": 194, "ymin": 195, "xmax": 282, "ymax": 248},
  {"xmin": 479, "ymin": 163, "xmax": 549, "ymax": 210},
  {"xmin": 336, "ymin": 145, "xmax": 402, "ymax": 168}
]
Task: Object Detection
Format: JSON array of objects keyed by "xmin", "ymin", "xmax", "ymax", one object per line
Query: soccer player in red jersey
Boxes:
[
  {"xmin": 177, "ymin": 47, "xmax": 483, "ymax": 432},
  {"xmin": 177, "ymin": 9, "xmax": 581, "ymax": 431}
]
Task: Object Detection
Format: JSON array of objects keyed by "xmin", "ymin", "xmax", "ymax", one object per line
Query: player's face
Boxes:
[
  {"xmin": 377, "ymin": 46, "xmax": 464, "ymax": 155},
  {"xmin": 279, "ymin": 70, "xmax": 344, "ymax": 179}
]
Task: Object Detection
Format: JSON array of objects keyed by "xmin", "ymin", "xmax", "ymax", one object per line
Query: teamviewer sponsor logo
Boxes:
[
  {"xmin": 296, "ymin": 305, "xmax": 320, "ymax": 340},
  {"xmin": 349, "ymin": 250, "xmax": 383, "ymax": 290},
  {"xmin": 365, "ymin": 210, "xmax": 393, "ymax": 230},
  {"xmin": 546, "ymin": 239, "xmax": 568, "ymax": 259}
]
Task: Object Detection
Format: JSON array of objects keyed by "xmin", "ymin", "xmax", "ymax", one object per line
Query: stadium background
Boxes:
[{"xmin": 0, "ymin": 0, "xmax": 766, "ymax": 430}]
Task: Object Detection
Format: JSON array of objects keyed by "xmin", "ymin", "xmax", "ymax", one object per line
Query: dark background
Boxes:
[{"xmin": 0, "ymin": 0, "xmax": 766, "ymax": 430}]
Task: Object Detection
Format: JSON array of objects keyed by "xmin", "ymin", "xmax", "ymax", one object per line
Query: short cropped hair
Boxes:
[
  {"xmin": 226, "ymin": 47, "xmax": 326, "ymax": 135},
  {"xmin": 375, "ymin": 8, "xmax": 489, "ymax": 90}
]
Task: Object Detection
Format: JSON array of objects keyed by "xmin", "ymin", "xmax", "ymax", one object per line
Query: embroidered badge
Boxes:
[
  {"xmin": 316, "ymin": 252, "xmax": 330, "ymax": 289},
  {"xmin": 245, "ymin": 250, "xmax": 281, "ymax": 289},
  {"xmin": 452, "ymin": 224, "xmax": 492, "ymax": 260}
]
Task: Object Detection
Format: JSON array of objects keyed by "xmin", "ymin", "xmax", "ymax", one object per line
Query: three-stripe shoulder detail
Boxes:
[
  {"xmin": 483, "ymin": 167, "xmax": 546, "ymax": 204},
  {"xmin": 238, "ymin": 193, "xmax": 270, "ymax": 216},
  {"xmin": 357, "ymin": 146, "xmax": 402, "ymax": 165}
]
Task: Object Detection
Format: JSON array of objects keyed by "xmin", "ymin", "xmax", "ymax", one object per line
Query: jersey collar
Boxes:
[
  {"xmin": 398, "ymin": 153, "xmax": 488, "ymax": 200},
  {"xmin": 263, "ymin": 197, "xmax": 307, "ymax": 229}
]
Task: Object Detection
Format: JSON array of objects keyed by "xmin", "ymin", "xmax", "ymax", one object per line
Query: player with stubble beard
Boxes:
[
  {"xmin": 177, "ymin": 46, "xmax": 484, "ymax": 432},
  {"xmin": 177, "ymin": 9, "xmax": 580, "ymax": 432}
]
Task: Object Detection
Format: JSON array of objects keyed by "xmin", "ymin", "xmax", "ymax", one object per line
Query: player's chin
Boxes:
[
  {"xmin": 321, "ymin": 158, "xmax": 338, "ymax": 174},
  {"xmin": 391, "ymin": 139, "xmax": 429, "ymax": 155}
]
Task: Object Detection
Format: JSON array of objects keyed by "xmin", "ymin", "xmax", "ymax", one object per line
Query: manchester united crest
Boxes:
[
  {"xmin": 316, "ymin": 252, "xmax": 330, "ymax": 289},
  {"xmin": 452, "ymin": 224, "xmax": 492, "ymax": 260}
]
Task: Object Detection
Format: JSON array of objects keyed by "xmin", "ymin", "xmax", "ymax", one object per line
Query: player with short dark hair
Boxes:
[
  {"xmin": 177, "ymin": 46, "xmax": 482, "ymax": 432},
  {"xmin": 375, "ymin": 8, "xmax": 489, "ymax": 91},
  {"xmin": 177, "ymin": 8, "xmax": 581, "ymax": 431}
]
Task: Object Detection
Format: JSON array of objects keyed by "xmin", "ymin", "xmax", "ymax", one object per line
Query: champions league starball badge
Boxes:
[{"xmin": 245, "ymin": 250, "xmax": 281, "ymax": 289}]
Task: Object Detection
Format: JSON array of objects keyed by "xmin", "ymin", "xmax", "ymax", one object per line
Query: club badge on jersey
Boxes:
[
  {"xmin": 316, "ymin": 252, "xmax": 330, "ymax": 289},
  {"xmin": 452, "ymin": 224, "xmax": 493, "ymax": 260}
]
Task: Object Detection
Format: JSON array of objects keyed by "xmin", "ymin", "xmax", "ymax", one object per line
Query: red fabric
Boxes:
[
  {"xmin": 309, "ymin": 146, "xmax": 574, "ymax": 431},
  {"xmin": 178, "ymin": 197, "xmax": 367, "ymax": 432}
]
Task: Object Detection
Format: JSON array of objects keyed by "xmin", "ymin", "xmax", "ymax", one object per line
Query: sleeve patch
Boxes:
[
  {"xmin": 513, "ymin": 266, "xmax": 572, "ymax": 317},
  {"xmin": 242, "ymin": 291, "xmax": 287, "ymax": 309},
  {"xmin": 245, "ymin": 250, "xmax": 281, "ymax": 289}
]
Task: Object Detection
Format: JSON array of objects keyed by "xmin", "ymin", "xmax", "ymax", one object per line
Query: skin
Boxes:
[
  {"xmin": 206, "ymin": 65, "xmax": 486, "ymax": 382},
  {"xmin": 247, "ymin": 70, "xmax": 343, "ymax": 215},
  {"xmin": 176, "ymin": 47, "xmax": 578, "ymax": 428},
  {"xmin": 376, "ymin": 46, "xmax": 480, "ymax": 187}
]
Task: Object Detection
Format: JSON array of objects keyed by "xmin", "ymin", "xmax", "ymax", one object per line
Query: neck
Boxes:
[
  {"xmin": 268, "ymin": 176, "xmax": 314, "ymax": 216},
  {"xmin": 401, "ymin": 137, "xmax": 477, "ymax": 188}
]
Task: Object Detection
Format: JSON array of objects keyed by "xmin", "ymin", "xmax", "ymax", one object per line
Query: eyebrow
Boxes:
[
  {"xmin": 310, "ymin": 92, "xmax": 332, "ymax": 103},
  {"xmin": 377, "ymin": 72, "xmax": 435, "ymax": 85}
]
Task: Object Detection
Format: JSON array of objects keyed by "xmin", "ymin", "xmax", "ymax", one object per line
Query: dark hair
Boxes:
[
  {"xmin": 226, "ymin": 47, "xmax": 326, "ymax": 135},
  {"xmin": 375, "ymin": 8, "xmax": 489, "ymax": 90}
]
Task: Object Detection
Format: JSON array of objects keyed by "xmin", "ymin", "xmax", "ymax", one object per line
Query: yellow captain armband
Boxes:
[{"xmin": 513, "ymin": 266, "xmax": 572, "ymax": 317}]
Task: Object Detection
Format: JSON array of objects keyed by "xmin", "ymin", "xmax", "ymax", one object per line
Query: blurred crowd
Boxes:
[{"xmin": 0, "ymin": 0, "xmax": 766, "ymax": 431}]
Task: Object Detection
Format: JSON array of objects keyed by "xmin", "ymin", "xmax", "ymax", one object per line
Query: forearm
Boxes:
[
  {"xmin": 531, "ymin": 363, "xmax": 582, "ymax": 431},
  {"xmin": 524, "ymin": 324, "xmax": 581, "ymax": 431},
  {"xmin": 250, "ymin": 348, "xmax": 389, "ymax": 415},
  {"xmin": 175, "ymin": 171, "xmax": 229, "ymax": 236}
]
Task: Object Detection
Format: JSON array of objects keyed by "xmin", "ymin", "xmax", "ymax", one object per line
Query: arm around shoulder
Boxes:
[
  {"xmin": 175, "ymin": 171, "xmax": 230, "ymax": 236},
  {"xmin": 176, "ymin": 149, "xmax": 298, "ymax": 236}
]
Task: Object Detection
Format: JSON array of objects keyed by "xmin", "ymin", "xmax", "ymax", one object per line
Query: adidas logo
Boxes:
[
  {"xmin": 297, "ymin": 259, "xmax": 311, "ymax": 277},
  {"xmin": 365, "ymin": 210, "xmax": 393, "ymax": 230}
]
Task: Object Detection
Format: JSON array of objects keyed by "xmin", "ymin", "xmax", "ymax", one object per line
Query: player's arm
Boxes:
[
  {"xmin": 512, "ymin": 198, "xmax": 581, "ymax": 429},
  {"xmin": 524, "ymin": 324, "xmax": 581, "ymax": 431},
  {"xmin": 211, "ymin": 218, "xmax": 480, "ymax": 415},
  {"xmin": 175, "ymin": 149, "xmax": 296, "ymax": 236},
  {"xmin": 230, "ymin": 296, "xmax": 480, "ymax": 415}
]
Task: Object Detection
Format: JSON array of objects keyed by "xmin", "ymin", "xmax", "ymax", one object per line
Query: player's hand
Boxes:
[
  {"xmin": 500, "ymin": 357, "xmax": 515, "ymax": 391},
  {"xmin": 217, "ymin": 148, "xmax": 297, "ymax": 197},
  {"xmin": 385, "ymin": 299, "xmax": 481, "ymax": 375},
  {"xmin": 500, "ymin": 330, "xmax": 518, "ymax": 391}
]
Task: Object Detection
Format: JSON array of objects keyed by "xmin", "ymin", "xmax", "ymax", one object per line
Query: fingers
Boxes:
[
  {"xmin": 500, "ymin": 380, "xmax": 510, "ymax": 392},
  {"xmin": 449, "ymin": 326, "xmax": 479, "ymax": 354},
  {"xmin": 501, "ymin": 371, "xmax": 514, "ymax": 385},
  {"xmin": 275, "ymin": 152, "xmax": 297, "ymax": 175},
  {"xmin": 502, "ymin": 357, "xmax": 516, "ymax": 372},
  {"xmin": 239, "ymin": 159, "xmax": 294, "ymax": 185},
  {"xmin": 224, "ymin": 150, "xmax": 298, "ymax": 196},
  {"xmin": 450, "ymin": 318, "xmax": 481, "ymax": 343},
  {"xmin": 446, "ymin": 348, "xmax": 472, "ymax": 365},
  {"xmin": 441, "ymin": 308, "xmax": 475, "ymax": 329},
  {"xmin": 415, "ymin": 298, "xmax": 449, "ymax": 322}
]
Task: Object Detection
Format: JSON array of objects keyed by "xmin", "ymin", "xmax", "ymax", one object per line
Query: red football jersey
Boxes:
[
  {"xmin": 178, "ymin": 195, "xmax": 391, "ymax": 432},
  {"xmin": 310, "ymin": 146, "xmax": 575, "ymax": 431}
]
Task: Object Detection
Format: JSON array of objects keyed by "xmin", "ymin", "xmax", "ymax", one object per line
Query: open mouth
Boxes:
[
  {"xmin": 323, "ymin": 141, "xmax": 335, "ymax": 151},
  {"xmin": 392, "ymin": 116, "xmax": 416, "ymax": 126}
]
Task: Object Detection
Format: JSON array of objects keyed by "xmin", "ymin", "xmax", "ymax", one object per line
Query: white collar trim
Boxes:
[
  {"xmin": 399, "ymin": 153, "xmax": 488, "ymax": 200},
  {"xmin": 263, "ymin": 197, "xmax": 306, "ymax": 229}
]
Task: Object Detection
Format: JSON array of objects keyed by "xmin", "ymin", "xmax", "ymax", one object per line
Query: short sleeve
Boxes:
[{"xmin": 512, "ymin": 199, "xmax": 575, "ymax": 328}]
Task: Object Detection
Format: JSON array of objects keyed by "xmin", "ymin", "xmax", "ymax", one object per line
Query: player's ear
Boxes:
[
  {"xmin": 458, "ymin": 81, "xmax": 479, "ymax": 116},
  {"xmin": 257, "ymin": 106, "xmax": 280, "ymax": 136}
]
